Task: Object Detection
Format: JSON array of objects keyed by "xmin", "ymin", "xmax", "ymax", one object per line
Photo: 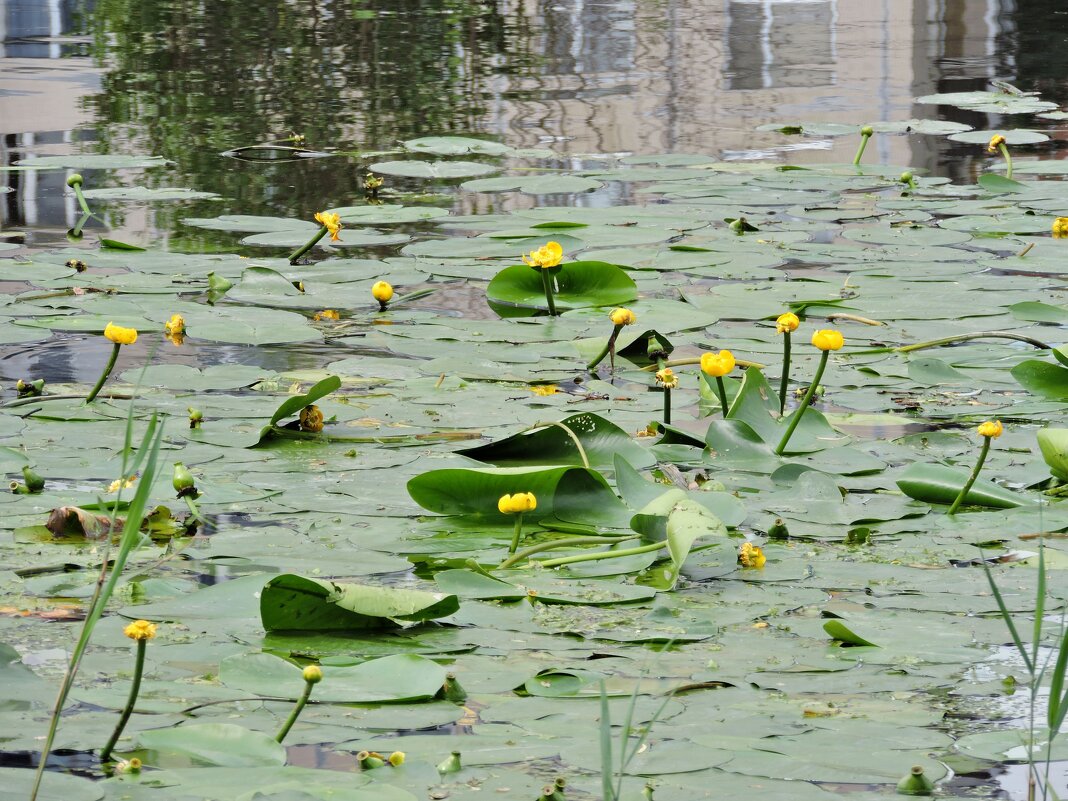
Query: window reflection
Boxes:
[{"xmin": 725, "ymin": 0, "xmax": 836, "ymax": 90}]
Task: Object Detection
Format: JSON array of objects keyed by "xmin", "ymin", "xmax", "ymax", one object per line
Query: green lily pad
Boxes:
[
  {"xmin": 486, "ymin": 260, "xmax": 637, "ymax": 316},
  {"xmin": 368, "ymin": 160, "xmax": 499, "ymax": 179}
]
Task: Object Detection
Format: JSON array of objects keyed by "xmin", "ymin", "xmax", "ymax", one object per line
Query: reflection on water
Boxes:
[{"xmin": 4, "ymin": 0, "xmax": 1068, "ymax": 236}]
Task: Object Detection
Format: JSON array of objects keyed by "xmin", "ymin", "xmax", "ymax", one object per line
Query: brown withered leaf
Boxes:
[{"xmin": 45, "ymin": 506, "xmax": 123, "ymax": 539}]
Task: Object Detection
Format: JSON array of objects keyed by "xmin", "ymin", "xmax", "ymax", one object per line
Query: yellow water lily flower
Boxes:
[
  {"xmin": 776, "ymin": 312, "xmax": 800, "ymax": 334},
  {"xmin": 522, "ymin": 241, "xmax": 563, "ymax": 269},
  {"xmin": 299, "ymin": 405, "xmax": 324, "ymax": 433},
  {"xmin": 529, "ymin": 384, "xmax": 558, "ymax": 396},
  {"xmin": 977, "ymin": 420, "xmax": 1003, "ymax": 439},
  {"xmin": 1053, "ymin": 217, "xmax": 1068, "ymax": 239},
  {"xmin": 700, "ymin": 350, "xmax": 735, "ymax": 377},
  {"xmin": 655, "ymin": 368, "xmax": 679, "ymax": 389},
  {"xmin": 123, "ymin": 620, "xmax": 157, "ymax": 640},
  {"xmin": 811, "ymin": 329, "xmax": 845, "ymax": 351},
  {"xmin": 313, "ymin": 211, "xmax": 343, "ymax": 242},
  {"xmin": 164, "ymin": 314, "xmax": 185, "ymax": 336},
  {"xmin": 610, "ymin": 307, "xmax": 636, "ymax": 326},
  {"xmin": 302, "ymin": 665, "xmax": 323, "ymax": 684},
  {"xmin": 314, "ymin": 309, "xmax": 340, "ymax": 321},
  {"xmin": 388, "ymin": 751, "xmax": 405, "ymax": 767},
  {"xmin": 104, "ymin": 322, "xmax": 138, "ymax": 346},
  {"xmin": 107, "ymin": 475, "xmax": 137, "ymax": 493},
  {"xmin": 498, "ymin": 492, "xmax": 537, "ymax": 514},
  {"xmin": 738, "ymin": 542, "xmax": 766, "ymax": 569},
  {"xmin": 372, "ymin": 281, "xmax": 394, "ymax": 303},
  {"xmin": 987, "ymin": 134, "xmax": 1007, "ymax": 153}
]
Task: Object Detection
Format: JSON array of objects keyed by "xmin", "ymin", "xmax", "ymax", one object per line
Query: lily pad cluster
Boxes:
[{"xmin": 5, "ymin": 106, "xmax": 1068, "ymax": 801}]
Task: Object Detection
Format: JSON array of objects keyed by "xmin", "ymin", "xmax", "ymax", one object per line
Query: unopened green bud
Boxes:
[
  {"xmin": 767, "ymin": 518, "xmax": 790, "ymax": 539},
  {"xmin": 443, "ymin": 672, "xmax": 467, "ymax": 703},
  {"xmin": 21, "ymin": 465, "xmax": 45, "ymax": 493},
  {"xmin": 436, "ymin": 750, "xmax": 462, "ymax": 776},
  {"xmin": 896, "ymin": 765, "xmax": 934, "ymax": 796},
  {"xmin": 302, "ymin": 665, "xmax": 323, "ymax": 684},
  {"xmin": 172, "ymin": 461, "xmax": 195, "ymax": 496},
  {"xmin": 899, "ymin": 171, "xmax": 914, "ymax": 184},
  {"xmin": 860, "ymin": 125, "xmax": 874, "ymax": 137},
  {"xmin": 359, "ymin": 752, "xmax": 384, "ymax": 770},
  {"xmin": 66, "ymin": 173, "xmax": 84, "ymax": 188}
]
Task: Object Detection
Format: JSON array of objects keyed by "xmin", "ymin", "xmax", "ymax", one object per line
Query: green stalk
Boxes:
[
  {"xmin": 508, "ymin": 512, "xmax": 525, "ymax": 555},
  {"xmin": 288, "ymin": 226, "xmax": 328, "ymax": 264},
  {"xmin": 72, "ymin": 183, "xmax": 92, "ymax": 216},
  {"xmin": 778, "ymin": 331, "xmax": 791, "ymax": 415},
  {"xmin": 852, "ymin": 130, "xmax": 872, "ymax": 166},
  {"xmin": 70, "ymin": 211, "xmax": 92, "ymax": 239},
  {"xmin": 85, "ymin": 343, "xmax": 122, "ymax": 403},
  {"xmin": 947, "ymin": 436, "xmax": 992, "ymax": 515},
  {"xmin": 538, "ymin": 540, "xmax": 665, "ymax": 569},
  {"xmin": 586, "ymin": 324, "xmax": 623, "ymax": 371},
  {"xmin": 852, "ymin": 331, "xmax": 1050, "ymax": 355},
  {"xmin": 662, "ymin": 386, "xmax": 671, "ymax": 425},
  {"xmin": 183, "ymin": 494, "xmax": 204, "ymax": 524},
  {"xmin": 715, "ymin": 376, "xmax": 728, "ymax": 417},
  {"xmin": 275, "ymin": 680, "xmax": 314, "ymax": 743},
  {"xmin": 540, "ymin": 269, "xmax": 558, "ymax": 316},
  {"xmin": 497, "ymin": 535, "xmax": 633, "ymax": 570},
  {"xmin": 775, "ymin": 350, "xmax": 829, "ymax": 455},
  {"xmin": 999, "ymin": 142, "xmax": 1013, "ymax": 180},
  {"xmin": 100, "ymin": 639, "xmax": 146, "ymax": 762}
]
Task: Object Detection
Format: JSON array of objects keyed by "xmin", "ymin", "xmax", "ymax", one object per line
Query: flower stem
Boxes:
[
  {"xmin": 70, "ymin": 211, "xmax": 92, "ymax": 239},
  {"xmin": 508, "ymin": 512, "xmax": 525, "ymax": 555},
  {"xmin": 999, "ymin": 142, "xmax": 1014, "ymax": 180},
  {"xmin": 183, "ymin": 494, "xmax": 204, "ymax": 525},
  {"xmin": 538, "ymin": 540, "xmax": 665, "ymax": 569},
  {"xmin": 947, "ymin": 437, "xmax": 993, "ymax": 515},
  {"xmin": 775, "ymin": 350, "xmax": 829, "ymax": 455},
  {"xmin": 86, "ymin": 343, "xmax": 121, "ymax": 404},
  {"xmin": 100, "ymin": 639, "xmax": 146, "ymax": 762},
  {"xmin": 275, "ymin": 680, "xmax": 314, "ymax": 743},
  {"xmin": 497, "ymin": 535, "xmax": 633, "ymax": 569},
  {"xmin": 72, "ymin": 183, "xmax": 92, "ymax": 216},
  {"xmin": 540, "ymin": 269, "xmax": 558, "ymax": 316},
  {"xmin": 852, "ymin": 330, "xmax": 1051, "ymax": 355},
  {"xmin": 853, "ymin": 132, "xmax": 872, "ymax": 166},
  {"xmin": 778, "ymin": 331, "xmax": 791, "ymax": 416},
  {"xmin": 288, "ymin": 226, "xmax": 328, "ymax": 264},
  {"xmin": 586, "ymin": 324, "xmax": 623, "ymax": 371},
  {"xmin": 663, "ymin": 386, "xmax": 671, "ymax": 425},
  {"xmin": 715, "ymin": 376, "xmax": 728, "ymax": 416}
]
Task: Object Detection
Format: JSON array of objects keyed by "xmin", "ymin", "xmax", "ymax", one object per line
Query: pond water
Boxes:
[{"xmin": 4, "ymin": 1, "xmax": 1068, "ymax": 800}]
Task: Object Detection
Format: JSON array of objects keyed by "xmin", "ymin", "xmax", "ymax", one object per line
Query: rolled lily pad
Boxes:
[
  {"xmin": 369, "ymin": 160, "xmax": 499, "ymax": 179},
  {"xmin": 896, "ymin": 463, "xmax": 1033, "ymax": 509},
  {"xmin": 260, "ymin": 573, "xmax": 459, "ymax": 631},
  {"xmin": 458, "ymin": 412, "xmax": 654, "ymax": 469},
  {"xmin": 136, "ymin": 723, "xmax": 286, "ymax": 767},
  {"xmin": 1038, "ymin": 428, "xmax": 1068, "ymax": 481},
  {"xmin": 486, "ymin": 260, "xmax": 637, "ymax": 316}
]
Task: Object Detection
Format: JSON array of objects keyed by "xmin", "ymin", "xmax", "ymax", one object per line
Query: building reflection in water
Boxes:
[{"xmin": 725, "ymin": 0, "xmax": 836, "ymax": 91}]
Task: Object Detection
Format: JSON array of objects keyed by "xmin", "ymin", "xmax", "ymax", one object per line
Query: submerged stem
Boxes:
[
  {"xmin": 100, "ymin": 639, "xmax": 146, "ymax": 762},
  {"xmin": 497, "ymin": 535, "xmax": 633, "ymax": 570},
  {"xmin": 775, "ymin": 350, "xmax": 829, "ymax": 456},
  {"xmin": 778, "ymin": 331, "xmax": 791, "ymax": 416},
  {"xmin": 947, "ymin": 437, "xmax": 992, "ymax": 515},
  {"xmin": 86, "ymin": 343, "xmax": 122, "ymax": 404}
]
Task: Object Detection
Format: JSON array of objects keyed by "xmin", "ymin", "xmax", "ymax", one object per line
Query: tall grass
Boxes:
[{"xmin": 30, "ymin": 412, "xmax": 164, "ymax": 800}]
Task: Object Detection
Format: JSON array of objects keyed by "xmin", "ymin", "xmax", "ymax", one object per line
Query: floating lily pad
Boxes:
[{"xmin": 368, "ymin": 160, "xmax": 499, "ymax": 179}]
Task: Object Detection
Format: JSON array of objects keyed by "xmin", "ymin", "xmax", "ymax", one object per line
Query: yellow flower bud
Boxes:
[
  {"xmin": 1053, "ymin": 217, "xmax": 1068, "ymax": 239},
  {"xmin": 609, "ymin": 308, "xmax": 635, "ymax": 326},
  {"xmin": 860, "ymin": 125, "xmax": 874, "ymax": 137},
  {"xmin": 303, "ymin": 665, "xmax": 323, "ymax": 684},
  {"xmin": 498, "ymin": 492, "xmax": 536, "ymax": 514},
  {"xmin": 987, "ymin": 134, "xmax": 1007, "ymax": 153},
  {"xmin": 738, "ymin": 542, "xmax": 766, "ymax": 569},
  {"xmin": 977, "ymin": 420, "xmax": 1003, "ymax": 439},
  {"xmin": 388, "ymin": 751, "xmax": 405, "ymax": 767},
  {"xmin": 372, "ymin": 281, "xmax": 394, "ymax": 303},
  {"xmin": 104, "ymin": 322, "xmax": 138, "ymax": 346},
  {"xmin": 700, "ymin": 350, "xmax": 735, "ymax": 378},
  {"xmin": 775, "ymin": 312, "xmax": 799, "ymax": 334},
  {"xmin": 299, "ymin": 404, "xmax": 324, "ymax": 433},
  {"xmin": 164, "ymin": 314, "xmax": 185, "ymax": 336},
  {"xmin": 521, "ymin": 241, "xmax": 564, "ymax": 269},
  {"xmin": 811, "ymin": 329, "xmax": 845, "ymax": 351},
  {"xmin": 123, "ymin": 620, "xmax": 157, "ymax": 640}
]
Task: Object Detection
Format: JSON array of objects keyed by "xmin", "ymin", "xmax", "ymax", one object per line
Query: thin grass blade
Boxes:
[
  {"xmin": 599, "ymin": 681, "xmax": 615, "ymax": 801},
  {"xmin": 982, "ymin": 560, "xmax": 1034, "ymax": 675}
]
